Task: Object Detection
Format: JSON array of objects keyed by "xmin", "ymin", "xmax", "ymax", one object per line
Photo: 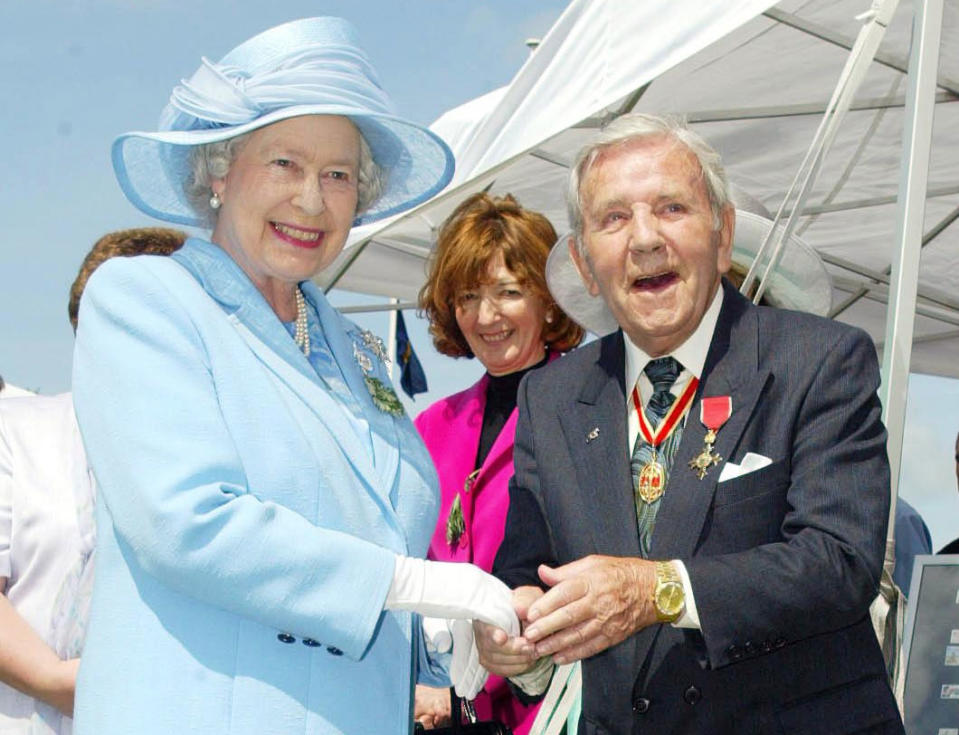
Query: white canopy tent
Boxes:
[{"xmin": 318, "ymin": 0, "xmax": 959, "ymax": 381}]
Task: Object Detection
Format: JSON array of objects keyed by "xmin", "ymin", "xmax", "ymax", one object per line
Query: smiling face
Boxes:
[
  {"xmin": 570, "ymin": 136, "xmax": 734, "ymax": 356},
  {"xmin": 210, "ymin": 115, "xmax": 360, "ymax": 315},
  {"xmin": 454, "ymin": 252, "xmax": 548, "ymax": 376}
]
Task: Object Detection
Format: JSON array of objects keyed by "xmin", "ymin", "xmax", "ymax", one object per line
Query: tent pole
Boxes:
[
  {"xmin": 880, "ymin": 0, "xmax": 943, "ymax": 497},
  {"xmin": 387, "ymin": 298, "xmax": 399, "ymax": 382},
  {"xmin": 872, "ymin": 2, "xmax": 943, "ymax": 699},
  {"xmin": 830, "ymin": 205, "xmax": 959, "ymax": 318}
]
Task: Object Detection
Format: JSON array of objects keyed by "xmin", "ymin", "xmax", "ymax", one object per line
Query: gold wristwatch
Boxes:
[{"xmin": 653, "ymin": 561, "xmax": 686, "ymax": 623}]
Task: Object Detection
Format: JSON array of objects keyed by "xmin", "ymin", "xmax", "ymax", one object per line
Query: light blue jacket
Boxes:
[{"xmin": 72, "ymin": 238, "xmax": 443, "ymax": 734}]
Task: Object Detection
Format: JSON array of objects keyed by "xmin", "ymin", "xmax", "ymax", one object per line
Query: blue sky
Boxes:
[{"xmin": 1, "ymin": 0, "xmax": 956, "ymax": 551}]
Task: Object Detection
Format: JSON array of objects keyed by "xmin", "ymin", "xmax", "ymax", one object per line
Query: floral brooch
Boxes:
[{"xmin": 352, "ymin": 329, "xmax": 404, "ymax": 417}]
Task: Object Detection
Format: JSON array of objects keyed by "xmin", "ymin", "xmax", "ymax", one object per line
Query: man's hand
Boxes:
[
  {"xmin": 474, "ymin": 586, "xmax": 543, "ymax": 677},
  {"xmin": 522, "ymin": 555, "xmax": 658, "ymax": 664}
]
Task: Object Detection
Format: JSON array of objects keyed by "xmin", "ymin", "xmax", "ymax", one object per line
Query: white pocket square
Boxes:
[{"xmin": 718, "ymin": 452, "xmax": 773, "ymax": 483}]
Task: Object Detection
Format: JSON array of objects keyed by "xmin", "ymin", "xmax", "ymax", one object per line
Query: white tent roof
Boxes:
[{"xmin": 317, "ymin": 0, "xmax": 959, "ymax": 379}]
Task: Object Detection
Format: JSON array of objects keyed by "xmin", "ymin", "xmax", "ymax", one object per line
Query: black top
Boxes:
[
  {"xmin": 474, "ymin": 353, "xmax": 549, "ymax": 470},
  {"xmin": 939, "ymin": 537, "xmax": 959, "ymax": 555}
]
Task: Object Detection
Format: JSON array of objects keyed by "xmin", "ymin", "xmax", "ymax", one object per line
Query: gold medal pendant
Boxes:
[
  {"xmin": 637, "ymin": 452, "xmax": 666, "ymax": 503},
  {"xmin": 631, "ymin": 379, "xmax": 700, "ymax": 505}
]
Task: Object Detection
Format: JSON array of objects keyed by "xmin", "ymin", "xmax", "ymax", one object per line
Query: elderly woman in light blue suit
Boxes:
[{"xmin": 71, "ymin": 18, "xmax": 517, "ymax": 735}]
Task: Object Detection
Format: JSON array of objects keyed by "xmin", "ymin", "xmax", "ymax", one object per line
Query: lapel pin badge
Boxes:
[{"xmin": 586, "ymin": 427, "xmax": 600, "ymax": 443}]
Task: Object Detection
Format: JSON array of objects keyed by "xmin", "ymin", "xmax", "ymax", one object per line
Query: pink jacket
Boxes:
[{"xmin": 414, "ymin": 353, "xmax": 559, "ymax": 734}]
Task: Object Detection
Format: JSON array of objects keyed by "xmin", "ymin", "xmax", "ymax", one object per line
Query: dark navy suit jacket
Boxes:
[{"xmin": 495, "ymin": 281, "xmax": 903, "ymax": 734}]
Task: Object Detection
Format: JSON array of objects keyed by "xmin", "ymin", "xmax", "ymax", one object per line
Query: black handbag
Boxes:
[{"xmin": 413, "ymin": 689, "xmax": 512, "ymax": 735}]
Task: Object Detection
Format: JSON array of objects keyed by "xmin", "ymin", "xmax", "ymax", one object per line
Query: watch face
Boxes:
[{"xmin": 656, "ymin": 581, "xmax": 685, "ymax": 617}]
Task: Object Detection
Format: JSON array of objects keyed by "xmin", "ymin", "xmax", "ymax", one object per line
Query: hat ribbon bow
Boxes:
[{"xmin": 168, "ymin": 44, "xmax": 395, "ymax": 129}]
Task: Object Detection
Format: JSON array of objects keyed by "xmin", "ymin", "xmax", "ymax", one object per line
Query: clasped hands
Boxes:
[
  {"xmin": 385, "ymin": 554, "xmax": 658, "ymax": 697},
  {"xmin": 475, "ymin": 555, "xmax": 659, "ymax": 677}
]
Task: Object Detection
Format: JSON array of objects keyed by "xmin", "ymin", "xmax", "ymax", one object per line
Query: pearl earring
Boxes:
[
  {"xmin": 210, "ymin": 192, "xmax": 222, "ymax": 210},
  {"xmin": 545, "ymin": 312, "xmax": 554, "ymax": 324}
]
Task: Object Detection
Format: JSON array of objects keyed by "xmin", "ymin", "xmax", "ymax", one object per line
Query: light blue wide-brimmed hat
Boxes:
[{"xmin": 112, "ymin": 17, "xmax": 454, "ymax": 228}]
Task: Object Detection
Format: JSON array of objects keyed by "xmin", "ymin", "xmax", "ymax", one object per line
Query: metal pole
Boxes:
[
  {"xmin": 387, "ymin": 297, "xmax": 399, "ymax": 381},
  {"xmin": 339, "ymin": 300, "xmax": 418, "ymax": 315},
  {"xmin": 880, "ymin": 0, "xmax": 943, "ymax": 499}
]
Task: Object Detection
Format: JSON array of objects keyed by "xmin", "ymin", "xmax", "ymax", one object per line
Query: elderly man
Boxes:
[{"xmin": 478, "ymin": 114, "xmax": 903, "ymax": 733}]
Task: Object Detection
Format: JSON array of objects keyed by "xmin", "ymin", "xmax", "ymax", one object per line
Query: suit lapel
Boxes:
[
  {"xmin": 173, "ymin": 240, "xmax": 321, "ymax": 385},
  {"xmin": 476, "ymin": 350, "xmax": 559, "ymax": 495},
  {"xmin": 559, "ymin": 333, "xmax": 640, "ymax": 559},
  {"xmin": 169, "ymin": 241, "xmax": 386, "ymax": 503},
  {"xmin": 302, "ymin": 281, "xmax": 402, "ymax": 502},
  {"xmin": 471, "ymin": 408, "xmax": 516, "ymax": 491},
  {"xmin": 627, "ymin": 285, "xmax": 769, "ymax": 677},
  {"xmin": 649, "ymin": 284, "xmax": 770, "ymax": 561},
  {"xmin": 228, "ymin": 316, "xmax": 385, "ymax": 498}
]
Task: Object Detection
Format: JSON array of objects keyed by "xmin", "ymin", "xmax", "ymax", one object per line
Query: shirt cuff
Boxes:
[
  {"xmin": 672, "ymin": 560, "xmax": 701, "ymax": 630},
  {"xmin": 509, "ymin": 655, "xmax": 555, "ymax": 696}
]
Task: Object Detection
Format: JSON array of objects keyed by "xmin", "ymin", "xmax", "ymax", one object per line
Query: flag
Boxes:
[{"xmin": 396, "ymin": 311, "xmax": 428, "ymax": 399}]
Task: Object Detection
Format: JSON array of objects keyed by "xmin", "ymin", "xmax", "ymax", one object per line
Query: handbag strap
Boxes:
[
  {"xmin": 448, "ymin": 689, "xmax": 478, "ymax": 732},
  {"xmin": 527, "ymin": 662, "xmax": 581, "ymax": 735}
]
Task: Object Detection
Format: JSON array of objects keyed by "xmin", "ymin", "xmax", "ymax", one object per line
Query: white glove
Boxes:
[
  {"xmin": 422, "ymin": 616, "xmax": 453, "ymax": 653},
  {"xmin": 386, "ymin": 557, "xmax": 520, "ymax": 635},
  {"xmin": 450, "ymin": 618, "xmax": 487, "ymax": 699},
  {"xmin": 422, "ymin": 616, "xmax": 487, "ymax": 697}
]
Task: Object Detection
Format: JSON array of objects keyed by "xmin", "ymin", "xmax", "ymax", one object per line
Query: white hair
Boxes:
[{"xmin": 566, "ymin": 113, "xmax": 730, "ymax": 256}]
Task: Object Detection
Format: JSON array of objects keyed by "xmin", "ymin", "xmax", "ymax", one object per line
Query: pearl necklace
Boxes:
[{"xmin": 293, "ymin": 287, "xmax": 310, "ymax": 356}]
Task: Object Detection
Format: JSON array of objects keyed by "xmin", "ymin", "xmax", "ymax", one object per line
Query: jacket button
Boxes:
[
  {"xmin": 761, "ymin": 639, "xmax": 774, "ymax": 653},
  {"xmin": 277, "ymin": 633, "xmax": 296, "ymax": 644},
  {"xmin": 632, "ymin": 697, "xmax": 650, "ymax": 714},
  {"xmin": 302, "ymin": 638, "xmax": 321, "ymax": 647},
  {"xmin": 743, "ymin": 641, "xmax": 756, "ymax": 656},
  {"xmin": 683, "ymin": 686, "xmax": 701, "ymax": 705},
  {"xmin": 726, "ymin": 644, "xmax": 742, "ymax": 661},
  {"xmin": 326, "ymin": 646, "xmax": 344, "ymax": 656},
  {"xmin": 774, "ymin": 636, "xmax": 787, "ymax": 649}
]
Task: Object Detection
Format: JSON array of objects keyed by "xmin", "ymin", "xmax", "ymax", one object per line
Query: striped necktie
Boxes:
[{"xmin": 630, "ymin": 356, "xmax": 683, "ymax": 557}]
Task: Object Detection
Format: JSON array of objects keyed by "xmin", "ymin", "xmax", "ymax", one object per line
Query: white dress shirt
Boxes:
[{"xmin": 623, "ymin": 285, "xmax": 724, "ymax": 629}]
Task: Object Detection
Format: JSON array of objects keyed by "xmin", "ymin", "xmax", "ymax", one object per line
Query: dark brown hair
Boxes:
[
  {"xmin": 419, "ymin": 192, "xmax": 583, "ymax": 358},
  {"xmin": 69, "ymin": 227, "xmax": 187, "ymax": 330}
]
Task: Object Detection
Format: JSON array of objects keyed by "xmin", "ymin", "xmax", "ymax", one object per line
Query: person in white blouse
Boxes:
[{"xmin": 0, "ymin": 227, "xmax": 185, "ymax": 734}]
